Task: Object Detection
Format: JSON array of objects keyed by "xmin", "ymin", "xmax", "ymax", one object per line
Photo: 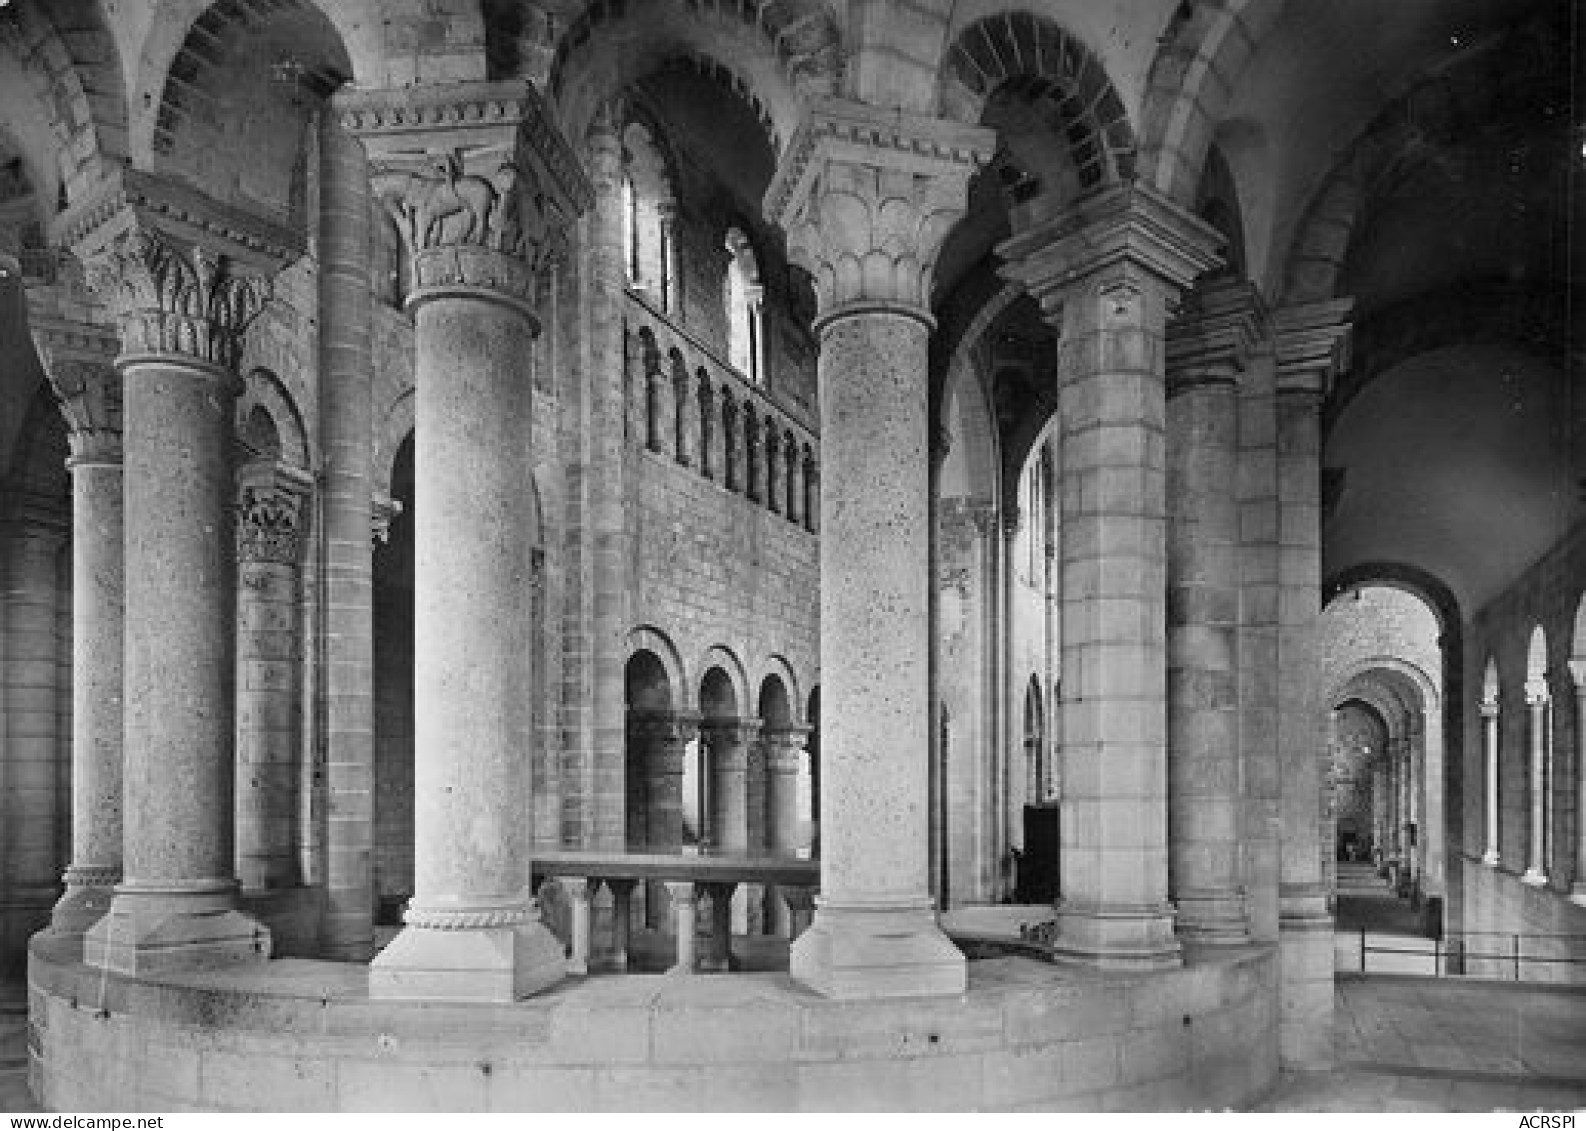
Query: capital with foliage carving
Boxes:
[
  {"xmin": 79, "ymin": 227, "xmax": 270, "ymax": 374},
  {"xmin": 30, "ymin": 315, "xmax": 123, "ymax": 465},
  {"xmin": 52, "ymin": 169, "xmax": 296, "ymax": 374},
  {"xmin": 764, "ymin": 98, "xmax": 994, "ymax": 328},
  {"xmin": 235, "ymin": 461, "xmax": 312, "ymax": 566},
  {"xmin": 339, "ymin": 81, "xmax": 595, "ymax": 317},
  {"xmin": 236, "ymin": 485, "xmax": 305, "ymax": 566}
]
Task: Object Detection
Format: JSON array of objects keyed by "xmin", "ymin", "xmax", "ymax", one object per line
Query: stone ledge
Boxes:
[{"xmin": 28, "ymin": 932, "xmax": 1278, "ymax": 1112}]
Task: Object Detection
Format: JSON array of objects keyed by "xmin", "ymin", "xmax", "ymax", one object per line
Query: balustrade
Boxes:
[
  {"xmin": 537, "ymin": 851, "xmax": 818, "ymax": 975},
  {"xmin": 624, "ymin": 292, "xmax": 817, "ymax": 532}
]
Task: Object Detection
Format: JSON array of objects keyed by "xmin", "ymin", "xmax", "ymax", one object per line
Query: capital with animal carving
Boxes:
[{"xmin": 338, "ymin": 81, "xmax": 595, "ymax": 316}]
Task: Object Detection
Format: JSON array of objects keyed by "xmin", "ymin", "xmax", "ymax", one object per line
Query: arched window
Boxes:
[
  {"xmin": 621, "ymin": 174, "xmax": 639, "ymax": 284},
  {"xmin": 622, "ymin": 120, "xmax": 678, "ymax": 312},
  {"xmin": 724, "ymin": 228, "xmax": 763, "ymax": 383}
]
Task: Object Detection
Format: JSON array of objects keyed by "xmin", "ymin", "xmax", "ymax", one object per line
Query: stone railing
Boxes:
[
  {"xmin": 623, "ymin": 290, "xmax": 819, "ymax": 533},
  {"xmin": 534, "ymin": 850, "xmax": 819, "ymax": 975}
]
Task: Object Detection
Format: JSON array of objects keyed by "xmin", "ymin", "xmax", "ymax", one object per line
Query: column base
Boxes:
[
  {"xmin": 369, "ymin": 916, "xmax": 567, "ymax": 1002},
  {"xmin": 789, "ymin": 896, "xmax": 966, "ymax": 999},
  {"xmin": 83, "ymin": 883, "xmax": 271, "ymax": 976},
  {"xmin": 1520, "ymin": 868, "xmax": 1548, "ymax": 887},
  {"xmin": 1049, "ymin": 900, "xmax": 1182, "ymax": 970},
  {"xmin": 1278, "ymin": 887, "xmax": 1334, "ymax": 1070},
  {"xmin": 1569, "ymin": 884, "xmax": 1586, "ymax": 908},
  {"xmin": 1481, "ymin": 850, "xmax": 1500, "ymax": 868},
  {"xmin": 1173, "ymin": 891, "xmax": 1251, "ymax": 945},
  {"xmin": 49, "ymin": 868, "xmax": 119, "ymax": 935}
]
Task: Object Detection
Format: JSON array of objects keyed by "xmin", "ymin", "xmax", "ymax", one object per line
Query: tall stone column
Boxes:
[
  {"xmin": 233, "ymin": 464, "xmax": 311, "ymax": 891},
  {"xmin": 1271, "ymin": 299, "xmax": 1351, "ymax": 1066},
  {"xmin": 317, "ymin": 108, "xmax": 378, "ymax": 960},
  {"xmin": 1001, "ymin": 185, "xmax": 1222, "ymax": 968},
  {"xmin": 1481, "ymin": 694, "xmax": 1500, "ymax": 866},
  {"xmin": 1163, "ymin": 279, "xmax": 1262, "ymax": 944},
  {"xmin": 1522, "ymin": 674, "xmax": 1550, "ymax": 886},
  {"xmin": 344, "ymin": 81, "xmax": 592, "ymax": 1000},
  {"xmin": 765, "ymin": 99, "xmax": 993, "ymax": 998},
  {"xmin": 587, "ymin": 106, "xmax": 634, "ymax": 851},
  {"xmin": 1237, "ymin": 339, "xmax": 1282, "ymax": 941},
  {"xmin": 63, "ymin": 171, "xmax": 291, "ymax": 973},
  {"xmin": 1569, "ymin": 661, "xmax": 1586, "ymax": 905},
  {"xmin": 32, "ymin": 318, "xmax": 124, "ymax": 935}
]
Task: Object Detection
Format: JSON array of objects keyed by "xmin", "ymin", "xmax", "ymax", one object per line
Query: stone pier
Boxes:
[{"xmin": 1001, "ymin": 184, "xmax": 1222, "ymax": 969}]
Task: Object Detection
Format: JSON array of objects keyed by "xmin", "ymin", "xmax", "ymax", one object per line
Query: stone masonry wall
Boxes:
[{"xmin": 631, "ymin": 445, "xmax": 819, "ymax": 713}]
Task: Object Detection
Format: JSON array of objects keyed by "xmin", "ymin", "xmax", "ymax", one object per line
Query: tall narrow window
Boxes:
[
  {"xmin": 621, "ymin": 175, "xmax": 639, "ymax": 285},
  {"xmin": 724, "ymin": 228, "xmax": 763, "ymax": 383}
]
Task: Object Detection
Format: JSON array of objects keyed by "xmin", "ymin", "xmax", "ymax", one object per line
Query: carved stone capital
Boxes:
[
  {"xmin": 235, "ymin": 461, "xmax": 312, "ymax": 566},
  {"xmin": 999, "ymin": 184, "xmax": 1223, "ymax": 327},
  {"xmin": 1166, "ymin": 277, "xmax": 1268, "ymax": 394},
  {"xmin": 764, "ymin": 98, "xmax": 994, "ymax": 326},
  {"xmin": 1479, "ymin": 696, "xmax": 1500, "ymax": 719},
  {"xmin": 339, "ymin": 81, "xmax": 594, "ymax": 314},
  {"xmin": 76, "ymin": 226, "xmax": 272, "ymax": 375},
  {"xmin": 1273, "ymin": 298, "xmax": 1354, "ymax": 398},
  {"xmin": 30, "ymin": 315, "xmax": 123, "ymax": 464},
  {"xmin": 703, "ymin": 717, "xmax": 763, "ymax": 748},
  {"xmin": 53, "ymin": 169, "xmax": 295, "ymax": 373}
]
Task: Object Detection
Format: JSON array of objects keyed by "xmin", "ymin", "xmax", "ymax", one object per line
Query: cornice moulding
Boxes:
[{"xmin": 51, "ymin": 167, "xmax": 304, "ymax": 272}]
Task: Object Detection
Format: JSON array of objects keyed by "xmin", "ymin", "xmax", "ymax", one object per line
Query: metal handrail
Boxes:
[{"xmin": 1348, "ymin": 927, "xmax": 1586, "ymax": 980}]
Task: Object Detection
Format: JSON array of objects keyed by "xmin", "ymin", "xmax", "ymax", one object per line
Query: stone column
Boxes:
[
  {"xmin": 318, "ymin": 109, "xmax": 378, "ymax": 959},
  {"xmin": 65, "ymin": 174, "xmax": 289, "ymax": 973},
  {"xmin": 1569, "ymin": 661, "xmax": 1586, "ymax": 904},
  {"xmin": 745, "ymin": 410, "xmax": 763, "ymax": 503},
  {"xmin": 1001, "ymin": 185, "xmax": 1222, "ymax": 968},
  {"xmin": 1236, "ymin": 339, "xmax": 1281, "ymax": 941},
  {"xmin": 697, "ymin": 375, "xmax": 715, "ymax": 481},
  {"xmin": 804, "ymin": 453, "xmax": 820, "ymax": 534},
  {"xmin": 1409, "ymin": 717, "xmax": 1426, "ymax": 895},
  {"xmin": 1164, "ymin": 278, "xmax": 1262, "ymax": 944},
  {"xmin": 587, "ymin": 106, "xmax": 634, "ymax": 852},
  {"xmin": 765, "ymin": 99, "xmax": 993, "ymax": 998},
  {"xmin": 1271, "ymin": 299, "xmax": 1351, "ymax": 1066},
  {"xmin": 32, "ymin": 319, "xmax": 124, "ymax": 935},
  {"xmin": 1481, "ymin": 694, "xmax": 1501, "ymax": 867},
  {"xmin": 764, "ymin": 724, "xmax": 812, "ymax": 935},
  {"xmin": 705, "ymin": 718, "xmax": 758, "ymax": 855},
  {"xmin": 1370, "ymin": 764, "xmax": 1382, "ymax": 869},
  {"xmin": 784, "ymin": 431, "xmax": 802, "ymax": 526},
  {"xmin": 674, "ymin": 359, "xmax": 695, "ymax": 467},
  {"xmin": 1399, "ymin": 739, "xmax": 1413, "ymax": 880},
  {"xmin": 764, "ymin": 426, "xmax": 782, "ymax": 514},
  {"xmin": 1522, "ymin": 674, "xmax": 1550, "ymax": 886},
  {"xmin": 345, "ymin": 81, "xmax": 593, "ymax": 1000},
  {"xmin": 233, "ymin": 464, "xmax": 311, "ymax": 892}
]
